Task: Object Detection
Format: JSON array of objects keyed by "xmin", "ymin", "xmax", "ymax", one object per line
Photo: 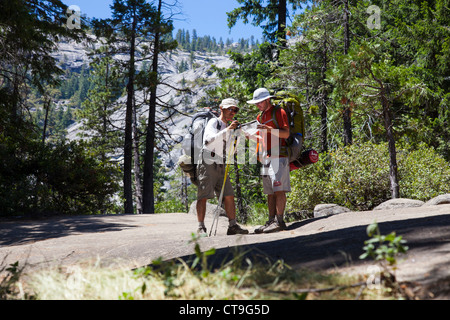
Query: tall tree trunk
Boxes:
[
  {"xmin": 132, "ymin": 97, "xmax": 143, "ymax": 214},
  {"xmin": 342, "ymin": 0, "xmax": 353, "ymax": 146},
  {"xmin": 278, "ymin": 0, "xmax": 287, "ymax": 44},
  {"xmin": 123, "ymin": 5, "xmax": 137, "ymax": 214},
  {"xmin": 320, "ymin": 96, "xmax": 328, "ymax": 153},
  {"xmin": 101, "ymin": 61, "xmax": 110, "ymax": 164},
  {"xmin": 320, "ymin": 23, "xmax": 329, "ymax": 153},
  {"xmin": 182, "ymin": 174, "xmax": 188, "ymax": 213},
  {"xmin": 41, "ymin": 97, "xmax": 51, "ymax": 144},
  {"xmin": 381, "ymin": 95, "xmax": 400, "ymax": 199},
  {"xmin": 142, "ymin": 0, "xmax": 162, "ymax": 214},
  {"xmin": 343, "ymin": 106, "xmax": 352, "ymax": 145}
]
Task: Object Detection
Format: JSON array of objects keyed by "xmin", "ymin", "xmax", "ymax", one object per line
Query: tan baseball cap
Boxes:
[{"xmin": 220, "ymin": 98, "xmax": 239, "ymax": 109}]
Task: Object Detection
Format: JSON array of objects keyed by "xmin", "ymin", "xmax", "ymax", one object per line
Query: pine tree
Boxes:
[
  {"xmin": 0, "ymin": 0, "xmax": 82, "ymax": 124},
  {"xmin": 227, "ymin": 0, "xmax": 305, "ymax": 43},
  {"xmin": 77, "ymin": 54, "xmax": 123, "ymax": 163},
  {"xmin": 142, "ymin": 0, "xmax": 178, "ymax": 214},
  {"xmin": 92, "ymin": 0, "xmax": 167, "ymax": 214}
]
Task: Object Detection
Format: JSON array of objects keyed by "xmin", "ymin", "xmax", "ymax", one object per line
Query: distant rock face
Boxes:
[
  {"xmin": 53, "ymin": 39, "xmax": 92, "ymax": 72},
  {"xmin": 314, "ymin": 204, "xmax": 351, "ymax": 218},
  {"xmin": 374, "ymin": 198, "xmax": 425, "ymax": 210},
  {"xmin": 58, "ymin": 37, "xmax": 234, "ymax": 182}
]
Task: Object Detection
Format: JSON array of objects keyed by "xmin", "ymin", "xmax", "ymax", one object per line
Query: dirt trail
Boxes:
[{"xmin": 1, "ymin": 204, "xmax": 449, "ymax": 298}]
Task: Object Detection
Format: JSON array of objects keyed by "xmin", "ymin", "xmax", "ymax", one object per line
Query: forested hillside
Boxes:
[
  {"xmin": 1, "ymin": 0, "xmax": 449, "ymax": 219},
  {"xmin": 31, "ymin": 30, "xmax": 252, "ymax": 145}
]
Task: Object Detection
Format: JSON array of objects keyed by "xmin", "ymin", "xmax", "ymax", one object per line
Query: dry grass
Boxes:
[
  {"xmin": 13, "ymin": 257, "xmax": 393, "ymax": 300},
  {"xmin": 2, "ymin": 235, "xmax": 396, "ymax": 300}
]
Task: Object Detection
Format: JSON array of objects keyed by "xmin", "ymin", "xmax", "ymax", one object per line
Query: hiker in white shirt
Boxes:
[{"xmin": 196, "ymin": 98, "xmax": 249, "ymax": 236}]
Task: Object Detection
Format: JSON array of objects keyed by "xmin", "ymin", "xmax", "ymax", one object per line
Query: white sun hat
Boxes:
[{"xmin": 247, "ymin": 88, "xmax": 276, "ymax": 104}]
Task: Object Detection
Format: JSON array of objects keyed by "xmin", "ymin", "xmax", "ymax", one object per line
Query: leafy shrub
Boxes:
[
  {"xmin": 288, "ymin": 153, "xmax": 336, "ymax": 212},
  {"xmin": 38, "ymin": 141, "xmax": 121, "ymax": 215},
  {"xmin": 288, "ymin": 141, "xmax": 450, "ymax": 213},
  {"xmin": 155, "ymin": 198, "xmax": 187, "ymax": 213},
  {"xmin": 327, "ymin": 143, "xmax": 392, "ymax": 210},
  {"xmin": 398, "ymin": 143, "xmax": 450, "ymax": 201},
  {"xmin": 0, "ymin": 136, "xmax": 120, "ymax": 217},
  {"xmin": 246, "ymin": 202, "xmax": 269, "ymax": 225}
]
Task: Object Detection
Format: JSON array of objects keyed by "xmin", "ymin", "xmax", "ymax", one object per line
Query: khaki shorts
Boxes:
[
  {"xmin": 197, "ymin": 162, "xmax": 234, "ymax": 200},
  {"xmin": 261, "ymin": 157, "xmax": 291, "ymax": 194}
]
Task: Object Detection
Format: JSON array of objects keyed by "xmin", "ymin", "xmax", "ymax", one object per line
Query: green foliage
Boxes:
[
  {"xmin": 328, "ymin": 41, "xmax": 429, "ymax": 115},
  {"xmin": 175, "ymin": 28, "xmax": 255, "ymax": 54},
  {"xmin": 0, "ymin": 0, "xmax": 84, "ymax": 93},
  {"xmin": 77, "ymin": 55, "xmax": 123, "ymax": 161},
  {"xmin": 360, "ymin": 222, "xmax": 409, "ymax": 267},
  {"xmin": 288, "ymin": 141, "xmax": 450, "ymax": 213},
  {"xmin": 227, "ymin": 0, "xmax": 303, "ymax": 42},
  {"xmin": 0, "ymin": 261, "xmax": 28, "ymax": 300},
  {"xmin": 189, "ymin": 233, "xmax": 216, "ymax": 277},
  {"xmin": 154, "ymin": 198, "xmax": 185, "ymax": 213},
  {"xmin": 289, "ymin": 142, "xmax": 390, "ymax": 212},
  {"xmin": 246, "ymin": 202, "xmax": 269, "ymax": 226},
  {"xmin": 398, "ymin": 143, "xmax": 450, "ymax": 201},
  {"xmin": 38, "ymin": 141, "xmax": 121, "ymax": 215},
  {"xmin": 288, "ymin": 153, "xmax": 335, "ymax": 212},
  {"xmin": 0, "ymin": 132, "xmax": 120, "ymax": 216}
]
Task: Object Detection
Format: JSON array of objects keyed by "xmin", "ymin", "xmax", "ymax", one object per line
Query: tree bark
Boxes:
[
  {"xmin": 342, "ymin": 0, "xmax": 353, "ymax": 146},
  {"xmin": 320, "ymin": 22, "xmax": 329, "ymax": 153},
  {"xmin": 278, "ymin": 0, "xmax": 287, "ymax": 43},
  {"xmin": 123, "ymin": 4, "xmax": 137, "ymax": 214},
  {"xmin": 381, "ymin": 95, "xmax": 400, "ymax": 199},
  {"xmin": 41, "ymin": 97, "xmax": 51, "ymax": 144},
  {"xmin": 343, "ymin": 106, "xmax": 352, "ymax": 145},
  {"xmin": 132, "ymin": 96, "xmax": 143, "ymax": 214},
  {"xmin": 142, "ymin": 0, "xmax": 162, "ymax": 214}
]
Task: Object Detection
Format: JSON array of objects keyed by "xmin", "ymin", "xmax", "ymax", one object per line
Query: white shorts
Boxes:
[{"xmin": 261, "ymin": 157, "xmax": 291, "ymax": 194}]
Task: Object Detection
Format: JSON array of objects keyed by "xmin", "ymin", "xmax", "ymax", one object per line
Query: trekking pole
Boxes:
[{"xmin": 209, "ymin": 130, "xmax": 237, "ymax": 237}]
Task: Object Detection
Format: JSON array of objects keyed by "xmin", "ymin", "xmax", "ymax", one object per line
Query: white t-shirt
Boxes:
[{"xmin": 203, "ymin": 118, "xmax": 241, "ymax": 160}]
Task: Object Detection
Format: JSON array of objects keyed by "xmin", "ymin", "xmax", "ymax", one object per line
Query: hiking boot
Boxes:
[
  {"xmin": 254, "ymin": 218, "xmax": 275, "ymax": 234},
  {"xmin": 227, "ymin": 224, "xmax": 249, "ymax": 235},
  {"xmin": 262, "ymin": 217, "xmax": 286, "ymax": 234}
]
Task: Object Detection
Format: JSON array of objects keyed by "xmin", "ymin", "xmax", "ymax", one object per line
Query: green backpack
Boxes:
[{"xmin": 269, "ymin": 93, "xmax": 305, "ymax": 161}]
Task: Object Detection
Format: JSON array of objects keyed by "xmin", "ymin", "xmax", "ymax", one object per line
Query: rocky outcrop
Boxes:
[
  {"xmin": 374, "ymin": 198, "xmax": 425, "ymax": 210},
  {"xmin": 424, "ymin": 194, "xmax": 450, "ymax": 206},
  {"xmin": 373, "ymin": 194, "xmax": 450, "ymax": 210},
  {"xmin": 310, "ymin": 194, "xmax": 450, "ymax": 218},
  {"xmin": 188, "ymin": 200, "xmax": 226, "ymax": 217},
  {"xmin": 314, "ymin": 204, "xmax": 351, "ymax": 218}
]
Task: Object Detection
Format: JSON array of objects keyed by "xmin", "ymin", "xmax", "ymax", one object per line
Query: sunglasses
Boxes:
[{"xmin": 226, "ymin": 108, "xmax": 239, "ymax": 113}]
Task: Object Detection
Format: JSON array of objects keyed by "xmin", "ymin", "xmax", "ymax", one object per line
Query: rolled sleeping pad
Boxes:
[{"xmin": 290, "ymin": 149, "xmax": 319, "ymax": 171}]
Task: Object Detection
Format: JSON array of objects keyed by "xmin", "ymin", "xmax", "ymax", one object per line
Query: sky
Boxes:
[{"xmin": 62, "ymin": 0, "xmax": 266, "ymax": 42}]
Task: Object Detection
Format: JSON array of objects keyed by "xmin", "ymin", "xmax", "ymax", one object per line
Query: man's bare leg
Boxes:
[{"xmin": 196, "ymin": 198, "xmax": 207, "ymax": 233}]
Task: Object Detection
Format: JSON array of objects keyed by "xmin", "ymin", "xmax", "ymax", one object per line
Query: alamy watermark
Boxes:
[
  {"xmin": 366, "ymin": 265, "xmax": 382, "ymax": 290},
  {"xmin": 66, "ymin": 5, "xmax": 81, "ymax": 30},
  {"xmin": 367, "ymin": 5, "xmax": 381, "ymax": 30},
  {"xmin": 65, "ymin": 4, "xmax": 380, "ymax": 33},
  {"xmin": 183, "ymin": 128, "xmax": 283, "ymax": 175}
]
